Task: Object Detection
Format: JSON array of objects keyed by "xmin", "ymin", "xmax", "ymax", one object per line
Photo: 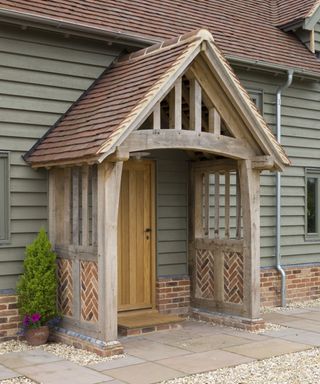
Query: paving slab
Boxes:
[
  {"xmin": 167, "ymin": 333, "xmax": 252, "ymax": 353},
  {"xmin": 266, "ymin": 328, "xmax": 320, "ymax": 346},
  {"xmin": 17, "ymin": 360, "xmax": 114, "ymax": 384},
  {"xmin": 263, "ymin": 312, "xmax": 300, "ymax": 324},
  {"xmin": 221, "ymin": 328, "xmax": 271, "ymax": 342},
  {"xmin": 89, "ymin": 355, "xmax": 146, "ymax": 371},
  {"xmin": 288, "ymin": 311, "xmax": 320, "ymax": 322},
  {"xmin": 103, "ymin": 361, "xmax": 184, "ymax": 384},
  {"xmin": 156, "ymin": 349, "xmax": 254, "ymax": 374},
  {"xmin": 122, "ymin": 339, "xmax": 191, "ymax": 361},
  {"xmin": 0, "ymin": 364, "xmax": 21, "ymax": 380},
  {"xmin": 0, "ymin": 349, "xmax": 63, "ymax": 369},
  {"xmin": 282, "ymin": 319, "xmax": 320, "ymax": 333},
  {"xmin": 223, "ymin": 338, "xmax": 310, "ymax": 359}
]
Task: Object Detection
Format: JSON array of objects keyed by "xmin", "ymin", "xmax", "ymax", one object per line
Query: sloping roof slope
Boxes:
[
  {"xmin": 25, "ymin": 30, "xmax": 290, "ymax": 169},
  {"xmin": 274, "ymin": 0, "xmax": 320, "ymax": 26},
  {"xmin": 1, "ymin": 0, "xmax": 320, "ymax": 76}
]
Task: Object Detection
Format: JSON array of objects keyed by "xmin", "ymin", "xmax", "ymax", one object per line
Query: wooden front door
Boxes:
[{"xmin": 118, "ymin": 160, "xmax": 155, "ymax": 312}]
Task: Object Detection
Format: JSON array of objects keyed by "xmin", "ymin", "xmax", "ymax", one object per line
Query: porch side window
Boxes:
[
  {"xmin": 306, "ymin": 169, "xmax": 320, "ymax": 238},
  {"xmin": 0, "ymin": 152, "xmax": 10, "ymax": 243}
]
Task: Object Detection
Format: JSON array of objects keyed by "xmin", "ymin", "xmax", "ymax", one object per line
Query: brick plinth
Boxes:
[
  {"xmin": 50, "ymin": 328, "xmax": 123, "ymax": 356},
  {"xmin": 156, "ymin": 276, "xmax": 190, "ymax": 315},
  {"xmin": 260, "ymin": 264, "xmax": 320, "ymax": 307},
  {"xmin": 118, "ymin": 322, "xmax": 182, "ymax": 337},
  {"xmin": 0, "ymin": 294, "xmax": 20, "ymax": 341},
  {"xmin": 191, "ymin": 309, "xmax": 266, "ymax": 331}
]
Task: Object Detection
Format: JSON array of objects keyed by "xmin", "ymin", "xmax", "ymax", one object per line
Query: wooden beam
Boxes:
[
  {"xmin": 153, "ymin": 102, "xmax": 161, "ymax": 130},
  {"xmin": 192, "ymin": 158, "xmax": 237, "ymax": 172},
  {"xmin": 81, "ymin": 166, "xmax": 89, "ymax": 247},
  {"xmin": 91, "ymin": 166, "xmax": 98, "ymax": 247},
  {"xmin": 208, "ymin": 108, "xmax": 221, "ymax": 135},
  {"xmin": 238, "ymin": 159, "xmax": 261, "ymax": 319},
  {"xmin": 236, "ymin": 170, "xmax": 241, "ymax": 240},
  {"xmin": 194, "ymin": 170, "xmax": 204, "ymax": 238},
  {"xmin": 252, "ymin": 155, "xmax": 274, "ymax": 170},
  {"xmin": 120, "ymin": 130, "xmax": 255, "ymax": 160},
  {"xmin": 107, "ymin": 147, "xmax": 130, "ymax": 162},
  {"xmin": 169, "ymin": 78, "xmax": 182, "ymax": 130},
  {"xmin": 48, "ymin": 170, "xmax": 56, "ymax": 246},
  {"xmin": 72, "ymin": 168, "xmax": 80, "ymax": 246},
  {"xmin": 310, "ymin": 28, "xmax": 315, "ymax": 53},
  {"xmin": 97, "ymin": 161, "xmax": 123, "ymax": 341},
  {"xmin": 63, "ymin": 168, "xmax": 71, "ymax": 245},
  {"xmin": 189, "ymin": 78, "xmax": 202, "ymax": 132}
]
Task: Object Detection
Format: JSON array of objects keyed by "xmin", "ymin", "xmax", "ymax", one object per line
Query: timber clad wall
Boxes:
[
  {"xmin": 0, "ymin": 25, "xmax": 120, "ymax": 289},
  {"xmin": 156, "ymin": 150, "xmax": 189, "ymax": 276},
  {"xmin": 237, "ymin": 69, "xmax": 320, "ymax": 268},
  {"xmin": 315, "ymin": 22, "xmax": 320, "ymax": 52}
]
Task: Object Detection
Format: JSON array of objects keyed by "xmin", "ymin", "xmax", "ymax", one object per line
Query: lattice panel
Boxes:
[
  {"xmin": 224, "ymin": 251, "xmax": 244, "ymax": 304},
  {"xmin": 57, "ymin": 258, "xmax": 73, "ymax": 317},
  {"xmin": 195, "ymin": 249, "xmax": 215, "ymax": 299},
  {"xmin": 80, "ymin": 261, "xmax": 98, "ymax": 322}
]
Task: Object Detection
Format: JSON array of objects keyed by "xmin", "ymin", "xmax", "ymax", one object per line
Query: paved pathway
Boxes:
[{"xmin": 1, "ymin": 307, "xmax": 320, "ymax": 384}]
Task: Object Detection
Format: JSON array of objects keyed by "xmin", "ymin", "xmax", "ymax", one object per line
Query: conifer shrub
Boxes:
[{"xmin": 17, "ymin": 228, "xmax": 58, "ymax": 326}]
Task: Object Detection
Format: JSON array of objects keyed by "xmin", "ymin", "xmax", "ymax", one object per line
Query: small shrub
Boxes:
[{"xmin": 17, "ymin": 228, "xmax": 58, "ymax": 326}]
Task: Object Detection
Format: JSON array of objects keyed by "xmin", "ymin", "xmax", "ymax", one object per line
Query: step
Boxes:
[{"xmin": 118, "ymin": 313, "xmax": 185, "ymax": 336}]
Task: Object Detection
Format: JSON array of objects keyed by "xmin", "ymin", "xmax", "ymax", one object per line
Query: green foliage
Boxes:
[{"xmin": 17, "ymin": 228, "xmax": 58, "ymax": 325}]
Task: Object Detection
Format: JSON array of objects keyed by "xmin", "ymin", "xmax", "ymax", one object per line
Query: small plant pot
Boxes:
[{"xmin": 24, "ymin": 325, "xmax": 49, "ymax": 346}]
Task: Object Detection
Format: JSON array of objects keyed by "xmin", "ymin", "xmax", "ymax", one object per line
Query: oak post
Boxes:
[
  {"xmin": 97, "ymin": 161, "xmax": 123, "ymax": 341},
  {"xmin": 239, "ymin": 159, "xmax": 261, "ymax": 319},
  {"xmin": 48, "ymin": 169, "xmax": 56, "ymax": 246}
]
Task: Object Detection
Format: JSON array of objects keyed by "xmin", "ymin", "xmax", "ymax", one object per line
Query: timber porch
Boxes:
[{"xmin": 25, "ymin": 29, "xmax": 290, "ymax": 355}]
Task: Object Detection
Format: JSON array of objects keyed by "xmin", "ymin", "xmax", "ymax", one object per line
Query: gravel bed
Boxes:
[
  {"xmin": 162, "ymin": 347, "xmax": 320, "ymax": 384},
  {"xmin": 262, "ymin": 298, "xmax": 320, "ymax": 313},
  {"xmin": 0, "ymin": 340, "xmax": 124, "ymax": 366},
  {"xmin": 0, "ymin": 377, "xmax": 37, "ymax": 384}
]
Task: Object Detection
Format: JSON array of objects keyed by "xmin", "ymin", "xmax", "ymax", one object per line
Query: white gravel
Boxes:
[
  {"xmin": 162, "ymin": 347, "xmax": 320, "ymax": 384},
  {"xmin": 0, "ymin": 340, "xmax": 124, "ymax": 366},
  {"xmin": 262, "ymin": 298, "xmax": 320, "ymax": 313},
  {"xmin": 0, "ymin": 378, "xmax": 36, "ymax": 384}
]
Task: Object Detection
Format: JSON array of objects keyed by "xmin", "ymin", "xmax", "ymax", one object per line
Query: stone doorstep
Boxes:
[
  {"xmin": 191, "ymin": 309, "xmax": 266, "ymax": 332},
  {"xmin": 118, "ymin": 313, "xmax": 186, "ymax": 337}
]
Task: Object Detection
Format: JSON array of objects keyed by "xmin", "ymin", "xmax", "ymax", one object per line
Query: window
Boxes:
[
  {"xmin": 248, "ymin": 89, "xmax": 263, "ymax": 114},
  {"xmin": 306, "ymin": 169, "xmax": 320, "ymax": 239},
  {"xmin": 0, "ymin": 152, "xmax": 9, "ymax": 243}
]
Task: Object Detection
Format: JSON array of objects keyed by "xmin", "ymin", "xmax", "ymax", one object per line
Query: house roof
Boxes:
[
  {"xmin": 274, "ymin": 0, "xmax": 320, "ymax": 26},
  {"xmin": 25, "ymin": 30, "xmax": 290, "ymax": 170},
  {"xmin": 0, "ymin": 1, "xmax": 320, "ymax": 77}
]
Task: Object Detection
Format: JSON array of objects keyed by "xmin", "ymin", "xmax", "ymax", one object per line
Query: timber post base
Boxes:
[
  {"xmin": 191, "ymin": 308, "xmax": 266, "ymax": 332},
  {"xmin": 50, "ymin": 328, "xmax": 124, "ymax": 357}
]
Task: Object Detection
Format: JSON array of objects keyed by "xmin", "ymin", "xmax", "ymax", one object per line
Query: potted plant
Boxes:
[{"xmin": 17, "ymin": 228, "xmax": 60, "ymax": 346}]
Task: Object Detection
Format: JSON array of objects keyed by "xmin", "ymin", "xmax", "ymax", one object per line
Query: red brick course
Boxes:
[
  {"xmin": 261, "ymin": 265, "xmax": 320, "ymax": 307},
  {"xmin": 0, "ymin": 294, "xmax": 20, "ymax": 341},
  {"xmin": 156, "ymin": 277, "xmax": 190, "ymax": 315}
]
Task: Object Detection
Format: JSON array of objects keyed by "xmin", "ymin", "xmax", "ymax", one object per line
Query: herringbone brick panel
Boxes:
[
  {"xmin": 80, "ymin": 261, "xmax": 98, "ymax": 322},
  {"xmin": 195, "ymin": 249, "xmax": 215, "ymax": 299},
  {"xmin": 224, "ymin": 251, "xmax": 244, "ymax": 304},
  {"xmin": 57, "ymin": 258, "xmax": 73, "ymax": 317}
]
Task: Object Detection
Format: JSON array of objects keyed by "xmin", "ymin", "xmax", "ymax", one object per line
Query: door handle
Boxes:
[{"xmin": 144, "ymin": 228, "xmax": 152, "ymax": 233}]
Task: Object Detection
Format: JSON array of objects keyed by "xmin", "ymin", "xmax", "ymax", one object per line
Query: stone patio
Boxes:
[{"xmin": 2, "ymin": 307, "xmax": 320, "ymax": 384}]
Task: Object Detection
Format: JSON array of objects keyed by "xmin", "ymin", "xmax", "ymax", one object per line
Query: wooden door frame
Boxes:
[{"xmin": 118, "ymin": 159, "xmax": 157, "ymax": 313}]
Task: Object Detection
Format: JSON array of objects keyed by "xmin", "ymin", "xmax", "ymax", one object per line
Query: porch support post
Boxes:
[
  {"xmin": 97, "ymin": 161, "xmax": 123, "ymax": 341},
  {"xmin": 48, "ymin": 169, "xmax": 56, "ymax": 246},
  {"xmin": 239, "ymin": 159, "xmax": 261, "ymax": 319}
]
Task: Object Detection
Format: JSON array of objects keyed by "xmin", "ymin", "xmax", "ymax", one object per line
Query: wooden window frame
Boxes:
[
  {"xmin": 0, "ymin": 152, "xmax": 10, "ymax": 244},
  {"xmin": 305, "ymin": 168, "xmax": 320, "ymax": 241}
]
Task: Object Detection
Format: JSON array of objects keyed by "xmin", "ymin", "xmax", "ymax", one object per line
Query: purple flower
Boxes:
[
  {"xmin": 23, "ymin": 315, "xmax": 30, "ymax": 327},
  {"xmin": 31, "ymin": 313, "xmax": 41, "ymax": 323}
]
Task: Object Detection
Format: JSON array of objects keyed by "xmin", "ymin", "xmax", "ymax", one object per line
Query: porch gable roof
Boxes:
[{"xmin": 25, "ymin": 29, "xmax": 290, "ymax": 170}]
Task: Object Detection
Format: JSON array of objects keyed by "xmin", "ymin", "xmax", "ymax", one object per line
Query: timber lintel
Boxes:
[{"xmin": 118, "ymin": 130, "xmax": 256, "ymax": 160}]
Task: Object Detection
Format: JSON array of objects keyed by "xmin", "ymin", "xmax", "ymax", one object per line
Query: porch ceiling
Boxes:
[{"xmin": 24, "ymin": 29, "xmax": 290, "ymax": 171}]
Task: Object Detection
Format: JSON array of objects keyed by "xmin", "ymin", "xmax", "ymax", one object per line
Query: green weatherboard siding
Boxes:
[{"xmin": 0, "ymin": 24, "xmax": 121, "ymax": 290}]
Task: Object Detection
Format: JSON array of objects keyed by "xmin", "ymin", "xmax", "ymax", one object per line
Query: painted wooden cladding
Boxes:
[
  {"xmin": 237, "ymin": 69, "xmax": 320, "ymax": 267},
  {"xmin": 0, "ymin": 25, "xmax": 120, "ymax": 290},
  {"xmin": 52, "ymin": 166, "xmax": 100, "ymax": 336}
]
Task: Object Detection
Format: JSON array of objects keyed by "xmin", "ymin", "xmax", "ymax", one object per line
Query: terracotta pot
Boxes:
[{"xmin": 24, "ymin": 325, "xmax": 49, "ymax": 346}]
